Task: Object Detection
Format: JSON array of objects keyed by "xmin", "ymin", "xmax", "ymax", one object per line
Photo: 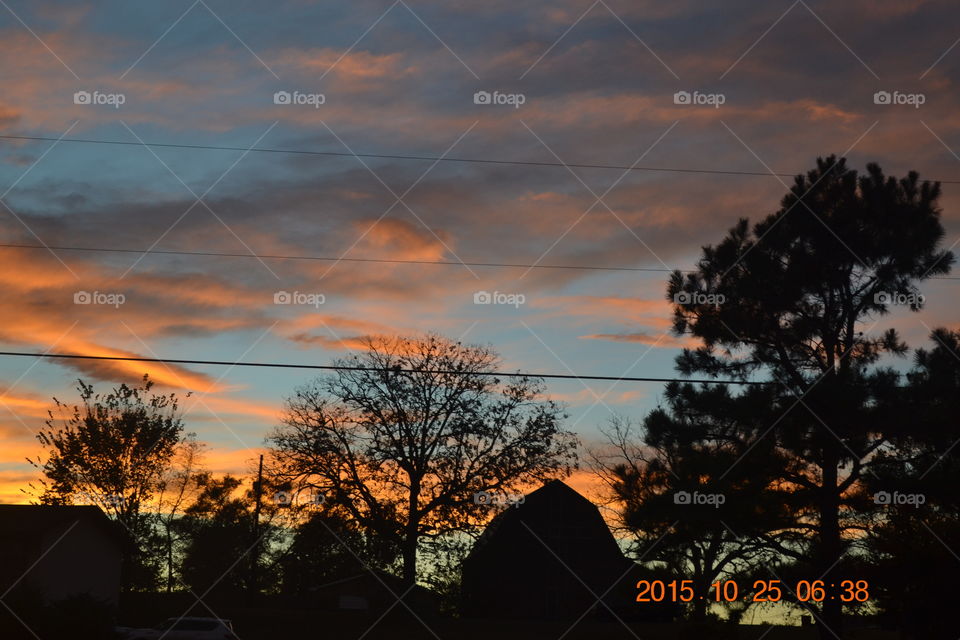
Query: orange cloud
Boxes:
[
  {"xmin": 0, "ymin": 248, "xmax": 275, "ymax": 391},
  {"xmin": 354, "ymin": 217, "xmax": 451, "ymax": 262},
  {"xmin": 535, "ymin": 295, "xmax": 673, "ymax": 325},
  {"xmin": 50, "ymin": 341, "xmax": 224, "ymax": 392},
  {"xmin": 202, "ymin": 446, "xmax": 266, "ymax": 475},
  {"xmin": 275, "ymin": 47, "xmax": 415, "ymax": 84},
  {"xmin": 0, "ymin": 470, "xmax": 38, "ymax": 505},
  {"xmin": 0, "ymin": 388, "xmax": 53, "ymax": 419},
  {"xmin": 580, "ymin": 332, "xmax": 694, "ymax": 348},
  {"xmin": 288, "ymin": 334, "xmax": 374, "ymax": 350},
  {"xmin": 187, "ymin": 395, "xmax": 282, "ymax": 424},
  {"xmin": 548, "ymin": 388, "xmax": 646, "ymax": 405}
]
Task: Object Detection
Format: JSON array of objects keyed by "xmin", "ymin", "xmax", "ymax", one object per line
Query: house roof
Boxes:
[
  {"xmin": 461, "ymin": 480, "xmax": 640, "ymax": 619},
  {"xmin": 0, "ymin": 504, "xmax": 124, "ymax": 545},
  {"xmin": 472, "ymin": 479, "xmax": 620, "ymax": 552}
]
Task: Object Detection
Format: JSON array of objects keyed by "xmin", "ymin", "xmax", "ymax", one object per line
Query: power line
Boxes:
[
  {"xmin": 7, "ymin": 132, "xmax": 960, "ymax": 183},
  {"xmin": 3, "ymin": 241, "xmax": 960, "ymax": 279},
  {"xmin": 3, "ymin": 132, "xmax": 958, "ymax": 279},
  {"xmin": 0, "ymin": 350, "xmax": 773, "ymax": 386},
  {"xmin": 0, "ymin": 133, "xmax": 793, "ymax": 177},
  {"xmin": 0, "ymin": 242, "xmax": 678, "ymax": 274}
]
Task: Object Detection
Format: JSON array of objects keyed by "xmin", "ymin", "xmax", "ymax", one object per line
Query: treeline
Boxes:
[
  {"xmin": 23, "ymin": 157, "xmax": 960, "ymax": 640},
  {"xmin": 29, "ymin": 334, "xmax": 579, "ymax": 611}
]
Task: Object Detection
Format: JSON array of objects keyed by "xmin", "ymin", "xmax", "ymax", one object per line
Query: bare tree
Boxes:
[
  {"xmin": 267, "ymin": 334, "xmax": 579, "ymax": 585},
  {"xmin": 153, "ymin": 435, "xmax": 206, "ymax": 592}
]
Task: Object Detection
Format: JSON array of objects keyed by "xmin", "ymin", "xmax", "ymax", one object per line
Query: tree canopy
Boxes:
[{"xmin": 267, "ymin": 333, "xmax": 579, "ymax": 584}]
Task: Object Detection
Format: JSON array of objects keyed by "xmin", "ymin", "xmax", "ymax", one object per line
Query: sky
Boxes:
[{"xmin": 1, "ymin": 0, "xmax": 960, "ymax": 503}]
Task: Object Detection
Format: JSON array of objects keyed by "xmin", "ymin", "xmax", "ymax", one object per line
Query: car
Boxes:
[{"xmin": 120, "ymin": 616, "xmax": 238, "ymax": 640}]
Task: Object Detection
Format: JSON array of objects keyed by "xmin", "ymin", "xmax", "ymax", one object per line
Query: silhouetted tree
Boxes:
[
  {"xmin": 267, "ymin": 333, "xmax": 579, "ymax": 586},
  {"xmin": 175, "ymin": 473, "xmax": 281, "ymax": 601},
  {"xmin": 31, "ymin": 374, "xmax": 188, "ymax": 589},
  {"xmin": 277, "ymin": 509, "xmax": 393, "ymax": 599},
  {"xmin": 153, "ymin": 435, "xmax": 206, "ymax": 592},
  {"xmin": 862, "ymin": 329, "xmax": 960, "ymax": 639},
  {"xmin": 668, "ymin": 156, "xmax": 953, "ymax": 636},
  {"xmin": 592, "ymin": 392, "xmax": 792, "ymax": 621}
]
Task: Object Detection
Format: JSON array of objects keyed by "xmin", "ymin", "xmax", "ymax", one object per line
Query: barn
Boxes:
[{"xmin": 461, "ymin": 480, "xmax": 672, "ymax": 622}]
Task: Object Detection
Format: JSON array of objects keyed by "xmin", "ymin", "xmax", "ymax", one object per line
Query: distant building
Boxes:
[
  {"xmin": 461, "ymin": 480, "xmax": 673, "ymax": 622},
  {"xmin": 0, "ymin": 505, "xmax": 123, "ymax": 605}
]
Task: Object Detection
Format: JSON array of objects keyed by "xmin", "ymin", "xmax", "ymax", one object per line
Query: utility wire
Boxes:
[
  {"xmin": 0, "ymin": 350, "xmax": 773, "ymax": 386},
  {"xmin": 0, "ymin": 133, "xmax": 795, "ymax": 177},
  {"xmin": 3, "ymin": 241, "xmax": 959, "ymax": 279},
  {"xmin": 3, "ymin": 133, "xmax": 959, "ymax": 278},
  {"xmin": 0, "ymin": 242, "xmax": 678, "ymax": 274},
  {"xmin": 7, "ymin": 132, "xmax": 960, "ymax": 183}
]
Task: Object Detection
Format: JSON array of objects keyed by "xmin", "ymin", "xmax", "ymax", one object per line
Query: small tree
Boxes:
[
  {"xmin": 267, "ymin": 333, "xmax": 579, "ymax": 585},
  {"xmin": 31, "ymin": 374, "xmax": 187, "ymax": 589},
  {"xmin": 154, "ymin": 435, "xmax": 207, "ymax": 592},
  {"xmin": 592, "ymin": 392, "xmax": 792, "ymax": 621},
  {"xmin": 278, "ymin": 509, "xmax": 392, "ymax": 599},
  {"xmin": 175, "ymin": 473, "xmax": 283, "ymax": 600}
]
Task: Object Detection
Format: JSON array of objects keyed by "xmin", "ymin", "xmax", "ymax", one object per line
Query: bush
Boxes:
[{"xmin": 0, "ymin": 590, "xmax": 115, "ymax": 640}]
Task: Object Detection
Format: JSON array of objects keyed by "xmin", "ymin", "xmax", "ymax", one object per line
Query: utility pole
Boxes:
[{"xmin": 250, "ymin": 453, "xmax": 264, "ymax": 602}]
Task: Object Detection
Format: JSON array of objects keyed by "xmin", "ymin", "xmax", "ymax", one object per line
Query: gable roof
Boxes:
[
  {"xmin": 471, "ymin": 479, "xmax": 621, "ymax": 554},
  {"xmin": 461, "ymin": 480, "xmax": 640, "ymax": 619}
]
